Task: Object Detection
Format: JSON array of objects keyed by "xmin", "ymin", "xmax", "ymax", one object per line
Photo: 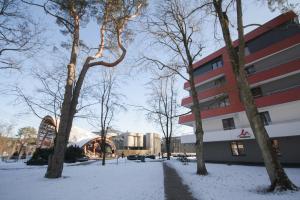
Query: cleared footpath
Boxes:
[{"xmin": 163, "ymin": 162, "xmax": 197, "ymax": 200}]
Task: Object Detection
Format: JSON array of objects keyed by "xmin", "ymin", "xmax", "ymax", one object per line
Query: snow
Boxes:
[
  {"xmin": 168, "ymin": 160, "xmax": 300, "ymax": 200},
  {"xmin": 1, "ymin": 158, "xmax": 300, "ymax": 200},
  {"xmin": 0, "ymin": 159, "xmax": 164, "ymax": 200},
  {"xmin": 68, "ymin": 126, "xmax": 100, "ymax": 147}
]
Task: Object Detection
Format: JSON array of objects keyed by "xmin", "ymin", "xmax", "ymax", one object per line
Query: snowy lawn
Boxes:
[
  {"xmin": 0, "ymin": 159, "xmax": 164, "ymax": 200},
  {"xmin": 168, "ymin": 160, "xmax": 300, "ymax": 200}
]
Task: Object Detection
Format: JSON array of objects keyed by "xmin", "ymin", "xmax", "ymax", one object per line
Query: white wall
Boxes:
[
  {"xmin": 182, "ymin": 120, "xmax": 300, "ymax": 143},
  {"xmin": 182, "ymin": 100, "xmax": 300, "ymax": 143},
  {"xmin": 199, "ymin": 100, "xmax": 300, "ymax": 132}
]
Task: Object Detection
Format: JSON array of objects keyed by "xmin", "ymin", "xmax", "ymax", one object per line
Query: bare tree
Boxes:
[
  {"xmin": 141, "ymin": 0, "xmax": 208, "ymax": 175},
  {"xmin": 15, "ymin": 62, "xmax": 99, "ymax": 121},
  {"xmin": 22, "ymin": 0, "xmax": 146, "ymax": 178},
  {"xmin": 191, "ymin": 0, "xmax": 298, "ymax": 191},
  {"xmin": 145, "ymin": 75, "xmax": 179, "ymax": 160},
  {"xmin": 88, "ymin": 69, "xmax": 125, "ymax": 166},
  {"xmin": 0, "ymin": 0, "xmax": 40, "ymax": 70}
]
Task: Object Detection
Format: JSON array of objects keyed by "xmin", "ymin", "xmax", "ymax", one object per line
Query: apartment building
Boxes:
[{"xmin": 179, "ymin": 11, "xmax": 300, "ymax": 165}]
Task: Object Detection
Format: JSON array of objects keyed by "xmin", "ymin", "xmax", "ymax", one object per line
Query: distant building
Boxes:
[
  {"xmin": 145, "ymin": 133, "xmax": 161, "ymax": 155},
  {"xmin": 37, "ymin": 116, "xmax": 116, "ymax": 159},
  {"xmin": 123, "ymin": 132, "xmax": 144, "ymax": 150},
  {"xmin": 37, "ymin": 116, "xmax": 161, "ymax": 158},
  {"xmin": 179, "ymin": 12, "xmax": 300, "ymax": 165},
  {"xmin": 161, "ymin": 136, "xmax": 194, "ymax": 155},
  {"xmin": 110, "ymin": 131, "xmax": 161, "ymax": 156}
]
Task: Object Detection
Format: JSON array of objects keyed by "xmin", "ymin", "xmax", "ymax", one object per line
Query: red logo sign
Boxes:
[{"xmin": 238, "ymin": 129, "xmax": 251, "ymax": 138}]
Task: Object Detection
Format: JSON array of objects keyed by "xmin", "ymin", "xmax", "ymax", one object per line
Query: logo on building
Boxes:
[{"xmin": 238, "ymin": 129, "xmax": 251, "ymax": 138}]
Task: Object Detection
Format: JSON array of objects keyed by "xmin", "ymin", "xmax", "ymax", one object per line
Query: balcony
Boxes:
[
  {"xmin": 245, "ymin": 44, "xmax": 300, "ymax": 76},
  {"xmin": 250, "ymin": 71, "xmax": 300, "ymax": 98},
  {"xmin": 184, "ymin": 67, "xmax": 226, "ymax": 89},
  {"xmin": 255, "ymin": 86, "xmax": 300, "ymax": 108},
  {"xmin": 179, "ymin": 105, "xmax": 243, "ymax": 126},
  {"xmin": 245, "ymin": 33, "xmax": 300, "ymax": 65},
  {"xmin": 248, "ymin": 59, "xmax": 300, "ymax": 85},
  {"xmin": 179, "ymin": 85, "xmax": 300, "ymax": 125},
  {"xmin": 182, "ymin": 85, "xmax": 229, "ymax": 107}
]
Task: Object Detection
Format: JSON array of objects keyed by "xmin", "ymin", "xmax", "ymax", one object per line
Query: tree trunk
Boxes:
[
  {"xmin": 213, "ymin": 0, "xmax": 297, "ymax": 191},
  {"xmin": 188, "ymin": 64, "xmax": 208, "ymax": 175},
  {"xmin": 45, "ymin": 14, "xmax": 80, "ymax": 179},
  {"xmin": 101, "ymin": 130, "xmax": 106, "ymax": 166},
  {"xmin": 165, "ymin": 138, "xmax": 171, "ymax": 160},
  {"xmin": 238, "ymin": 72, "xmax": 297, "ymax": 191}
]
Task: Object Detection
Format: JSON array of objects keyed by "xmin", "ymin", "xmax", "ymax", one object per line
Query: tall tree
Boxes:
[
  {"xmin": 23, "ymin": 0, "xmax": 146, "ymax": 178},
  {"xmin": 145, "ymin": 75, "xmax": 179, "ymax": 160},
  {"xmin": 0, "ymin": 121, "xmax": 15, "ymax": 155},
  {"xmin": 207, "ymin": 0, "xmax": 297, "ymax": 191},
  {"xmin": 0, "ymin": 0, "xmax": 40, "ymax": 70},
  {"xmin": 16, "ymin": 126, "xmax": 37, "ymax": 155},
  {"xmin": 88, "ymin": 69, "xmax": 125, "ymax": 166},
  {"xmin": 142, "ymin": 0, "xmax": 208, "ymax": 175}
]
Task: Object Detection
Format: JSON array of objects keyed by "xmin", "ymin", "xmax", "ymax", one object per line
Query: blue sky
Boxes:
[{"xmin": 0, "ymin": 0, "xmax": 298, "ymax": 136}]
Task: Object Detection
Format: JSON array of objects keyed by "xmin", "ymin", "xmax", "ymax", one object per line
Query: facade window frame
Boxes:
[
  {"xmin": 251, "ymin": 87, "xmax": 263, "ymax": 98},
  {"xmin": 259, "ymin": 111, "xmax": 272, "ymax": 126},
  {"xmin": 222, "ymin": 118, "xmax": 235, "ymax": 130},
  {"xmin": 230, "ymin": 141, "xmax": 246, "ymax": 156},
  {"xmin": 272, "ymin": 139, "xmax": 281, "ymax": 156},
  {"xmin": 245, "ymin": 65, "xmax": 256, "ymax": 75}
]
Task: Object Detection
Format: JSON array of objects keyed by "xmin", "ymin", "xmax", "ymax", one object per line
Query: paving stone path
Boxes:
[{"xmin": 163, "ymin": 162, "xmax": 197, "ymax": 200}]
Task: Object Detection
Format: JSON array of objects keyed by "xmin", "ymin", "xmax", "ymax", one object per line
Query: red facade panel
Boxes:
[
  {"xmin": 248, "ymin": 59, "xmax": 300, "ymax": 85},
  {"xmin": 180, "ymin": 12, "xmax": 299, "ymax": 125}
]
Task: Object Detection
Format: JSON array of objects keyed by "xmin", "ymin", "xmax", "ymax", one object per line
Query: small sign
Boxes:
[{"xmin": 238, "ymin": 129, "xmax": 251, "ymax": 138}]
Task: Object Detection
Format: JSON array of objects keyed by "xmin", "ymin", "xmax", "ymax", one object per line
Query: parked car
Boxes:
[
  {"xmin": 127, "ymin": 155, "xmax": 146, "ymax": 161},
  {"xmin": 76, "ymin": 156, "xmax": 89, "ymax": 162},
  {"xmin": 127, "ymin": 155, "xmax": 138, "ymax": 160},
  {"xmin": 145, "ymin": 155, "xmax": 155, "ymax": 159}
]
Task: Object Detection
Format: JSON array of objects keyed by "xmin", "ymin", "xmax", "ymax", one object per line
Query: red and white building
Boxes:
[{"xmin": 179, "ymin": 11, "xmax": 300, "ymax": 165}]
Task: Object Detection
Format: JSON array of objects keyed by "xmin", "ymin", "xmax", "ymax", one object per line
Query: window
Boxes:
[
  {"xmin": 245, "ymin": 65, "xmax": 256, "ymax": 75},
  {"xmin": 204, "ymin": 96, "xmax": 230, "ymax": 110},
  {"xmin": 214, "ymin": 76, "xmax": 226, "ymax": 86},
  {"xmin": 245, "ymin": 46, "xmax": 250, "ymax": 56},
  {"xmin": 230, "ymin": 141, "xmax": 245, "ymax": 156},
  {"xmin": 272, "ymin": 140, "xmax": 281, "ymax": 156},
  {"xmin": 219, "ymin": 96, "xmax": 230, "ymax": 107},
  {"xmin": 293, "ymin": 16, "xmax": 299, "ymax": 24},
  {"xmin": 260, "ymin": 111, "xmax": 272, "ymax": 126},
  {"xmin": 193, "ymin": 56, "xmax": 223, "ymax": 77},
  {"xmin": 222, "ymin": 118, "xmax": 235, "ymax": 130},
  {"xmin": 251, "ymin": 87, "xmax": 263, "ymax": 98}
]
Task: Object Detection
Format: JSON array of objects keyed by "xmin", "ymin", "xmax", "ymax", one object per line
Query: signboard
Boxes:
[{"xmin": 238, "ymin": 129, "xmax": 251, "ymax": 138}]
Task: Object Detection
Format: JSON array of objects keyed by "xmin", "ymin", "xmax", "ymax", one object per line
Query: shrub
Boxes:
[
  {"xmin": 27, "ymin": 145, "xmax": 86, "ymax": 165},
  {"xmin": 64, "ymin": 145, "xmax": 85, "ymax": 163},
  {"xmin": 26, "ymin": 148, "xmax": 53, "ymax": 165}
]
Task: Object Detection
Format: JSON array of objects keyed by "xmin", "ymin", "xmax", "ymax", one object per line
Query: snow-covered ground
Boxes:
[
  {"xmin": 168, "ymin": 160, "xmax": 300, "ymax": 200},
  {"xmin": 1, "ymin": 158, "xmax": 300, "ymax": 200},
  {"xmin": 0, "ymin": 159, "xmax": 164, "ymax": 200}
]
